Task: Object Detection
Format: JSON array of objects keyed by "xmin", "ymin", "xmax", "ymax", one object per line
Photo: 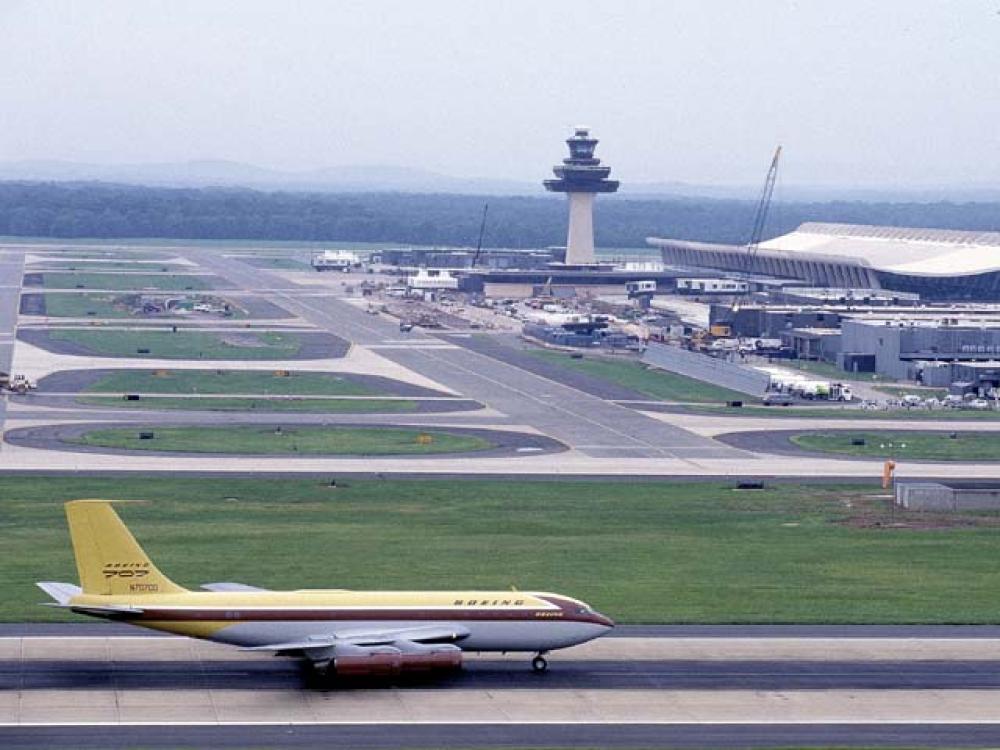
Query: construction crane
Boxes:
[
  {"xmin": 470, "ymin": 203, "xmax": 489, "ymax": 268},
  {"xmin": 743, "ymin": 145, "xmax": 782, "ymax": 274}
]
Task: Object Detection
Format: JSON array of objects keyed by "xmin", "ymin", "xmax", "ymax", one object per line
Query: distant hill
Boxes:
[
  {"xmin": 0, "ymin": 159, "xmax": 534, "ymax": 196},
  {"xmin": 3, "ymin": 159, "xmax": 1000, "ymax": 202}
]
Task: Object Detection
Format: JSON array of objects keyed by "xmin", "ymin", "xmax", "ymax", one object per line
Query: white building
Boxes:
[
  {"xmin": 651, "ymin": 223, "xmax": 1000, "ymax": 300},
  {"xmin": 406, "ymin": 269, "xmax": 460, "ymax": 291}
]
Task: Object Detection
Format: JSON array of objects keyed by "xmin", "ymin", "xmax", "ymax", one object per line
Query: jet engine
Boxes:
[
  {"xmin": 329, "ymin": 641, "xmax": 462, "ymax": 677},
  {"xmin": 395, "ymin": 641, "xmax": 463, "ymax": 672},
  {"xmin": 332, "ymin": 644, "xmax": 403, "ymax": 677}
]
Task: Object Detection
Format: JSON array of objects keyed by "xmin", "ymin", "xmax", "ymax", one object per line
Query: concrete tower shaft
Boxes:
[{"xmin": 543, "ymin": 127, "xmax": 620, "ymax": 266}]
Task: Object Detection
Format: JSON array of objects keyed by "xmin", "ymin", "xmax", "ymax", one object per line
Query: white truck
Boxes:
[
  {"xmin": 0, "ymin": 372, "xmax": 37, "ymax": 394},
  {"xmin": 795, "ymin": 380, "xmax": 853, "ymax": 401}
]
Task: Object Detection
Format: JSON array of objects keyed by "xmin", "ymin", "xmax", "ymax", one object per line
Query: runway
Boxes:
[
  {"xmin": 4, "ymin": 633, "xmax": 1000, "ymax": 748},
  {"xmin": 8, "ymin": 656, "xmax": 1000, "ymax": 691},
  {"xmin": 9, "ymin": 724, "xmax": 1000, "ymax": 750}
]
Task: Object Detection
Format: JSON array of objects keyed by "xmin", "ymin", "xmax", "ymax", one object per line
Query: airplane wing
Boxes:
[
  {"xmin": 242, "ymin": 624, "xmax": 470, "ymax": 655},
  {"xmin": 200, "ymin": 582, "xmax": 271, "ymax": 592}
]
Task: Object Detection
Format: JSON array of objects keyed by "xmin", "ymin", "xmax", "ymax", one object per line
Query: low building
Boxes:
[
  {"xmin": 781, "ymin": 327, "xmax": 843, "ymax": 362},
  {"xmin": 372, "ymin": 247, "xmax": 556, "ymax": 270},
  {"xmin": 840, "ymin": 316, "xmax": 1000, "ymax": 379},
  {"xmin": 710, "ymin": 304, "xmax": 844, "ymax": 338},
  {"xmin": 406, "ymin": 269, "xmax": 460, "ymax": 291}
]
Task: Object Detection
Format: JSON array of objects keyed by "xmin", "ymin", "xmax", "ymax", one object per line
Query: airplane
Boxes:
[{"xmin": 37, "ymin": 500, "xmax": 614, "ymax": 678}]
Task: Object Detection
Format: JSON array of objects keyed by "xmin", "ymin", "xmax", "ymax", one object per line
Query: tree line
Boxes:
[{"xmin": 0, "ymin": 181, "xmax": 997, "ymax": 247}]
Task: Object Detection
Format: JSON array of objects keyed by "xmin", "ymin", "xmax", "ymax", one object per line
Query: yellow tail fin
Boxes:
[{"xmin": 65, "ymin": 500, "xmax": 187, "ymax": 596}]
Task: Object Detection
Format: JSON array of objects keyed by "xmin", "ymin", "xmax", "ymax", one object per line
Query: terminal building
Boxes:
[
  {"xmin": 649, "ymin": 222, "xmax": 1000, "ymax": 300},
  {"xmin": 840, "ymin": 315, "xmax": 1000, "ymax": 383}
]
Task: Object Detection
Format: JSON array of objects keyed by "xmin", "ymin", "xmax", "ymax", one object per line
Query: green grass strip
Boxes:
[
  {"xmin": 791, "ymin": 431, "xmax": 1000, "ymax": 460},
  {"xmin": 48, "ymin": 329, "xmax": 303, "ymax": 360},
  {"xmin": 6, "ymin": 478, "xmax": 1000, "ymax": 623},
  {"xmin": 69, "ymin": 425, "xmax": 491, "ymax": 455},
  {"xmin": 526, "ymin": 349, "xmax": 750, "ymax": 403},
  {"xmin": 78, "ymin": 396, "xmax": 418, "ymax": 413},
  {"xmin": 83, "ymin": 369, "xmax": 378, "ymax": 395}
]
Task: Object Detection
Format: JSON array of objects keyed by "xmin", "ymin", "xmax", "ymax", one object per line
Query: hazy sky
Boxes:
[{"xmin": 1, "ymin": 0, "xmax": 999, "ymax": 187}]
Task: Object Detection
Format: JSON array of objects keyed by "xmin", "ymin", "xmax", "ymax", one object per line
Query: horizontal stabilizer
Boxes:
[
  {"xmin": 69, "ymin": 603, "xmax": 144, "ymax": 618},
  {"xmin": 36, "ymin": 581, "xmax": 82, "ymax": 605},
  {"xmin": 200, "ymin": 582, "xmax": 270, "ymax": 593}
]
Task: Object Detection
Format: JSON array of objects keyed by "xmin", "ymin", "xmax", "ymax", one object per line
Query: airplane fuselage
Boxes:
[{"xmin": 68, "ymin": 589, "xmax": 614, "ymax": 652}]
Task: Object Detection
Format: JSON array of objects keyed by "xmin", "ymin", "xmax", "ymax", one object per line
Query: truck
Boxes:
[
  {"xmin": 311, "ymin": 250, "xmax": 360, "ymax": 272},
  {"xmin": 0, "ymin": 372, "xmax": 37, "ymax": 394},
  {"xmin": 795, "ymin": 380, "xmax": 852, "ymax": 401}
]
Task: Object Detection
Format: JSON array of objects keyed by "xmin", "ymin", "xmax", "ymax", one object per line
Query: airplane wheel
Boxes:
[{"xmin": 531, "ymin": 655, "xmax": 548, "ymax": 673}]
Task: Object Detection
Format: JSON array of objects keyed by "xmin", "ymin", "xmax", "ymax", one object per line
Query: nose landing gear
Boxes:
[{"xmin": 531, "ymin": 653, "xmax": 548, "ymax": 673}]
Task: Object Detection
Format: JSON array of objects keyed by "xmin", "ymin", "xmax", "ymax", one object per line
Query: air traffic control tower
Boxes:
[{"xmin": 544, "ymin": 127, "xmax": 619, "ymax": 267}]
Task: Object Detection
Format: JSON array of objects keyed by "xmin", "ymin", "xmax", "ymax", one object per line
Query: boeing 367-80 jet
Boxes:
[{"xmin": 38, "ymin": 500, "xmax": 614, "ymax": 677}]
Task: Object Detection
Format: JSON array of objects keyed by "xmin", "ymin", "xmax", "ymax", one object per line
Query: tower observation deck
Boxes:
[{"xmin": 544, "ymin": 127, "xmax": 620, "ymax": 266}]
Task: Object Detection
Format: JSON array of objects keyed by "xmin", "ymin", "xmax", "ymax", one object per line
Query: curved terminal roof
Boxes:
[{"xmin": 650, "ymin": 222, "xmax": 1000, "ymax": 278}]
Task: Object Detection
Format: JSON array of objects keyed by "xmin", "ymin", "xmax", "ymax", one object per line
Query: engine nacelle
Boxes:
[
  {"xmin": 329, "ymin": 642, "xmax": 463, "ymax": 677},
  {"xmin": 398, "ymin": 642, "xmax": 463, "ymax": 672},
  {"xmin": 332, "ymin": 645, "xmax": 402, "ymax": 677}
]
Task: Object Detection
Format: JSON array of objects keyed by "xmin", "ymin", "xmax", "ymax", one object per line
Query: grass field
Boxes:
[
  {"xmin": 82, "ymin": 369, "xmax": 382, "ymax": 395},
  {"xmin": 688, "ymin": 404, "xmax": 1000, "ymax": 420},
  {"xmin": 6, "ymin": 478, "xmax": 1000, "ymax": 623},
  {"xmin": 70, "ymin": 425, "xmax": 492, "ymax": 454},
  {"xmin": 48, "ymin": 329, "xmax": 304, "ymax": 359},
  {"xmin": 36, "ymin": 272, "xmax": 214, "ymax": 290},
  {"xmin": 78, "ymin": 395, "xmax": 419, "ymax": 413},
  {"xmin": 30, "ymin": 261, "xmax": 185, "ymax": 272},
  {"xmin": 35, "ymin": 293, "xmax": 131, "ymax": 318},
  {"xmin": 31, "ymin": 293, "xmax": 246, "ymax": 319},
  {"xmin": 790, "ymin": 431, "xmax": 1000, "ymax": 460},
  {"xmin": 25, "ymin": 246, "xmax": 178, "ymax": 259},
  {"xmin": 526, "ymin": 350, "xmax": 752, "ymax": 403}
]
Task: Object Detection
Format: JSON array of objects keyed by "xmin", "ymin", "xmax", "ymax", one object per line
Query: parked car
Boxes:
[
  {"xmin": 967, "ymin": 398, "xmax": 992, "ymax": 410},
  {"xmin": 762, "ymin": 392, "xmax": 795, "ymax": 406}
]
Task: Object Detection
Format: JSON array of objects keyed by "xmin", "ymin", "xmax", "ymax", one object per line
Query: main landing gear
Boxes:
[{"xmin": 531, "ymin": 653, "xmax": 548, "ymax": 673}]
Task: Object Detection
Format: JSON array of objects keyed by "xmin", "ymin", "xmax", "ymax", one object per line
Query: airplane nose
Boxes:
[{"xmin": 594, "ymin": 611, "xmax": 615, "ymax": 629}]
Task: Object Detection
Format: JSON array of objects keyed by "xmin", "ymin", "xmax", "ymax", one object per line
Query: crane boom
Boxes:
[
  {"xmin": 744, "ymin": 145, "xmax": 782, "ymax": 272},
  {"xmin": 471, "ymin": 203, "xmax": 489, "ymax": 268}
]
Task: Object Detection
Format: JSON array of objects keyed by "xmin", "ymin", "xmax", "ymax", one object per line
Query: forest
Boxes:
[{"xmin": 0, "ymin": 181, "xmax": 998, "ymax": 247}]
